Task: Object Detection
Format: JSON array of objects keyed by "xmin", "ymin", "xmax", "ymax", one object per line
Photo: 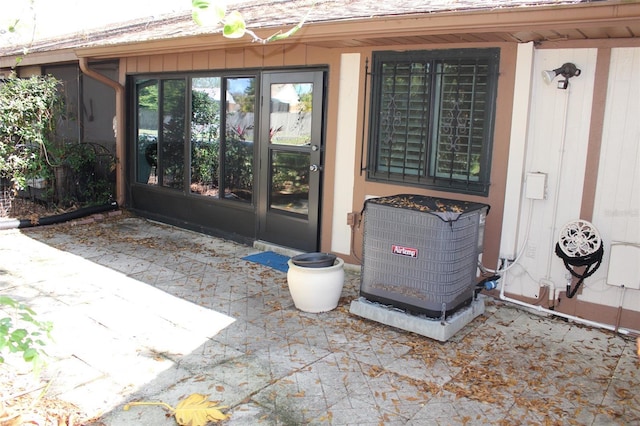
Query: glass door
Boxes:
[{"xmin": 258, "ymin": 71, "xmax": 325, "ymax": 251}]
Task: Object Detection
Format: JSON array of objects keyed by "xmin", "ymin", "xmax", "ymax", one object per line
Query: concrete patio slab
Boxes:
[{"xmin": 1, "ymin": 214, "xmax": 638, "ymax": 425}]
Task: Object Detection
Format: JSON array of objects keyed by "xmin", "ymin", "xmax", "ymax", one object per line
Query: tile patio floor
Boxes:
[{"xmin": 0, "ymin": 213, "xmax": 638, "ymax": 425}]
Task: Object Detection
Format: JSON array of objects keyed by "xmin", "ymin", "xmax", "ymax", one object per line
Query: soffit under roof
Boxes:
[{"xmin": 2, "ymin": 0, "xmax": 639, "ymax": 61}]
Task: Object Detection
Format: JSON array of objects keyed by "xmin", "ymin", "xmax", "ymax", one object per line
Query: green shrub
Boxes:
[
  {"xmin": 0, "ymin": 295, "xmax": 52, "ymax": 373},
  {"xmin": 0, "ymin": 74, "xmax": 115, "ymax": 207},
  {"xmin": 0, "ymin": 74, "xmax": 62, "ymax": 191}
]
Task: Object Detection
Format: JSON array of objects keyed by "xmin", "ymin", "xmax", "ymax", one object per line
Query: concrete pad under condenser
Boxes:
[{"xmin": 349, "ymin": 296, "xmax": 485, "ymax": 342}]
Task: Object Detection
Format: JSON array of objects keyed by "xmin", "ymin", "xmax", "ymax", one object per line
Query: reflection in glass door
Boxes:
[
  {"xmin": 189, "ymin": 76, "xmax": 255, "ymax": 202},
  {"xmin": 258, "ymin": 71, "xmax": 325, "ymax": 252},
  {"xmin": 269, "ymin": 81, "xmax": 313, "ymax": 216},
  {"xmin": 135, "ymin": 78, "xmax": 186, "ymax": 188}
]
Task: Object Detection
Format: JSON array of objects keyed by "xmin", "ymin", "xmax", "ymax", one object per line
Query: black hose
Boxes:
[
  {"xmin": 554, "ymin": 243, "xmax": 604, "ymax": 298},
  {"xmin": 0, "ymin": 201, "xmax": 118, "ymax": 230}
]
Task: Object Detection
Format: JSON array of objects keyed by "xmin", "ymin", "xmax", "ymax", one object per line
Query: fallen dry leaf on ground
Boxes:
[{"xmin": 124, "ymin": 393, "xmax": 229, "ymax": 426}]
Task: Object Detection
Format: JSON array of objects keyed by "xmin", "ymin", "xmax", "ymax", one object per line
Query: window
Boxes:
[
  {"xmin": 160, "ymin": 79, "xmax": 186, "ymax": 189},
  {"xmin": 135, "ymin": 78, "xmax": 186, "ymax": 189},
  {"xmin": 44, "ymin": 64, "xmax": 80, "ymax": 143},
  {"xmin": 134, "ymin": 74, "xmax": 255, "ymax": 203},
  {"xmin": 367, "ymin": 48, "xmax": 499, "ymax": 195}
]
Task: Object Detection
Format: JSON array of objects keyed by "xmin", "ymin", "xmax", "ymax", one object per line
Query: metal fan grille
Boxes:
[{"xmin": 558, "ymin": 220, "xmax": 601, "ymax": 258}]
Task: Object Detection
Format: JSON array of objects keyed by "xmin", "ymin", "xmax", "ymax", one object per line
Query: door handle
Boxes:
[{"xmin": 309, "ymin": 164, "xmax": 323, "ymax": 172}]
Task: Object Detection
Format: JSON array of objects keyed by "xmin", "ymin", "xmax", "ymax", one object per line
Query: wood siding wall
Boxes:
[
  {"xmin": 122, "ymin": 45, "xmax": 332, "ymax": 73},
  {"xmin": 505, "ymin": 46, "xmax": 640, "ymax": 330}
]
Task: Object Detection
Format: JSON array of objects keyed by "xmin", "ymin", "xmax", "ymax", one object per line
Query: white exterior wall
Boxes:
[
  {"xmin": 587, "ymin": 47, "xmax": 640, "ymax": 310},
  {"xmin": 504, "ymin": 47, "xmax": 640, "ymax": 316},
  {"xmin": 331, "ymin": 53, "xmax": 360, "ymax": 255},
  {"xmin": 500, "ymin": 42, "xmax": 534, "ymax": 260}
]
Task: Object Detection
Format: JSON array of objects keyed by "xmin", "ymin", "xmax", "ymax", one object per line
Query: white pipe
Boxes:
[
  {"xmin": 498, "ymin": 262, "xmax": 636, "ymax": 336},
  {"xmin": 480, "ymin": 200, "xmax": 534, "ymax": 275},
  {"xmin": 542, "ymin": 86, "xmax": 571, "ymax": 296},
  {"xmin": 614, "ymin": 286, "xmax": 626, "ymax": 333}
]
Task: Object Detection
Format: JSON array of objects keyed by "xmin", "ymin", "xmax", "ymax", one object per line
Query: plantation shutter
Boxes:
[
  {"xmin": 377, "ymin": 60, "xmax": 431, "ymax": 177},
  {"xmin": 368, "ymin": 48, "xmax": 498, "ymax": 196},
  {"xmin": 432, "ymin": 59, "xmax": 490, "ymax": 183}
]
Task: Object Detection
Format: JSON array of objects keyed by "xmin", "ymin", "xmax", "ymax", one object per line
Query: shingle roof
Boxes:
[
  {"xmin": 228, "ymin": 0, "xmax": 589, "ymax": 26},
  {"xmin": 0, "ymin": 0, "xmax": 628, "ymax": 57}
]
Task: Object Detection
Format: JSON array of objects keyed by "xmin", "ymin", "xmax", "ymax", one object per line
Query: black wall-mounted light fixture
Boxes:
[{"xmin": 542, "ymin": 62, "xmax": 581, "ymax": 89}]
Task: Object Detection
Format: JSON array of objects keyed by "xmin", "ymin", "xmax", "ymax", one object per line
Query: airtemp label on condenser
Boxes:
[{"xmin": 392, "ymin": 245, "xmax": 418, "ymax": 258}]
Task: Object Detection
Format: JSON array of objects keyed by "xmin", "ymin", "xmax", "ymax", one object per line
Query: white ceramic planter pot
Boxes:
[{"xmin": 287, "ymin": 257, "xmax": 345, "ymax": 313}]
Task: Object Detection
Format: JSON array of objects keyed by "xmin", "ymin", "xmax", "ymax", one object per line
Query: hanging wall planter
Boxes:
[{"xmin": 287, "ymin": 253, "xmax": 345, "ymax": 313}]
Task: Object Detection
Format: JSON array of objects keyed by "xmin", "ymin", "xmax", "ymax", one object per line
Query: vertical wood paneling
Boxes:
[
  {"xmin": 283, "ymin": 44, "xmax": 307, "ymax": 66},
  {"xmin": 125, "ymin": 57, "xmax": 137, "ymax": 73},
  {"xmin": 510, "ymin": 48, "xmax": 597, "ymax": 300},
  {"xmin": 243, "ymin": 47, "xmax": 264, "ymax": 67},
  {"xmin": 137, "ymin": 56, "xmax": 151, "ymax": 73},
  {"xmin": 595, "ymin": 47, "xmax": 640, "ymax": 240},
  {"xmin": 506, "ymin": 47, "xmax": 639, "ymax": 315},
  {"xmin": 225, "ymin": 49, "xmax": 244, "ymax": 69},
  {"xmin": 123, "ymin": 44, "xmax": 324, "ymax": 73},
  {"xmin": 149, "ymin": 55, "xmax": 163, "ymax": 72},
  {"xmin": 192, "ymin": 52, "xmax": 209, "ymax": 70},
  {"xmin": 306, "ymin": 46, "xmax": 331, "ymax": 66},
  {"xmin": 163, "ymin": 54, "xmax": 178, "ymax": 71},
  {"xmin": 208, "ymin": 49, "xmax": 226, "ymax": 69},
  {"xmin": 177, "ymin": 53, "xmax": 193, "ymax": 71},
  {"xmin": 263, "ymin": 45, "xmax": 285, "ymax": 67},
  {"xmin": 590, "ymin": 47, "xmax": 640, "ymax": 310}
]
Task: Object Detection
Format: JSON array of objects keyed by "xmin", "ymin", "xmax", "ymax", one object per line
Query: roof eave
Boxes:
[
  {"xmin": 74, "ymin": 2, "xmax": 640, "ymax": 59},
  {"xmin": 0, "ymin": 49, "xmax": 78, "ymax": 68},
  {"xmin": 3, "ymin": 1, "xmax": 639, "ymax": 65}
]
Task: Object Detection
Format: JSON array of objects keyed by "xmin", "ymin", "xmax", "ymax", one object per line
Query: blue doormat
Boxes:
[{"xmin": 242, "ymin": 251, "xmax": 290, "ymax": 272}]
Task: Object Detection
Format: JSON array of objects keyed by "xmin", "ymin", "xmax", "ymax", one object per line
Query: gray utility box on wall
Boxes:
[{"xmin": 360, "ymin": 194, "xmax": 489, "ymax": 319}]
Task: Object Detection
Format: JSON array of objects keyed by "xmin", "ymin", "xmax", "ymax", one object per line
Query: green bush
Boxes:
[
  {"xmin": 0, "ymin": 74, "xmax": 115, "ymax": 207},
  {"xmin": 51, "ymin": 142, "xmax": 115, "ymax": 205},
  {"xmin": 0, "ymin": 74, "xmax": 62, "ymax": 191},
  {"xmin": 0, "ymin": 295, "xmax": 52, "ymax": 373}
]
